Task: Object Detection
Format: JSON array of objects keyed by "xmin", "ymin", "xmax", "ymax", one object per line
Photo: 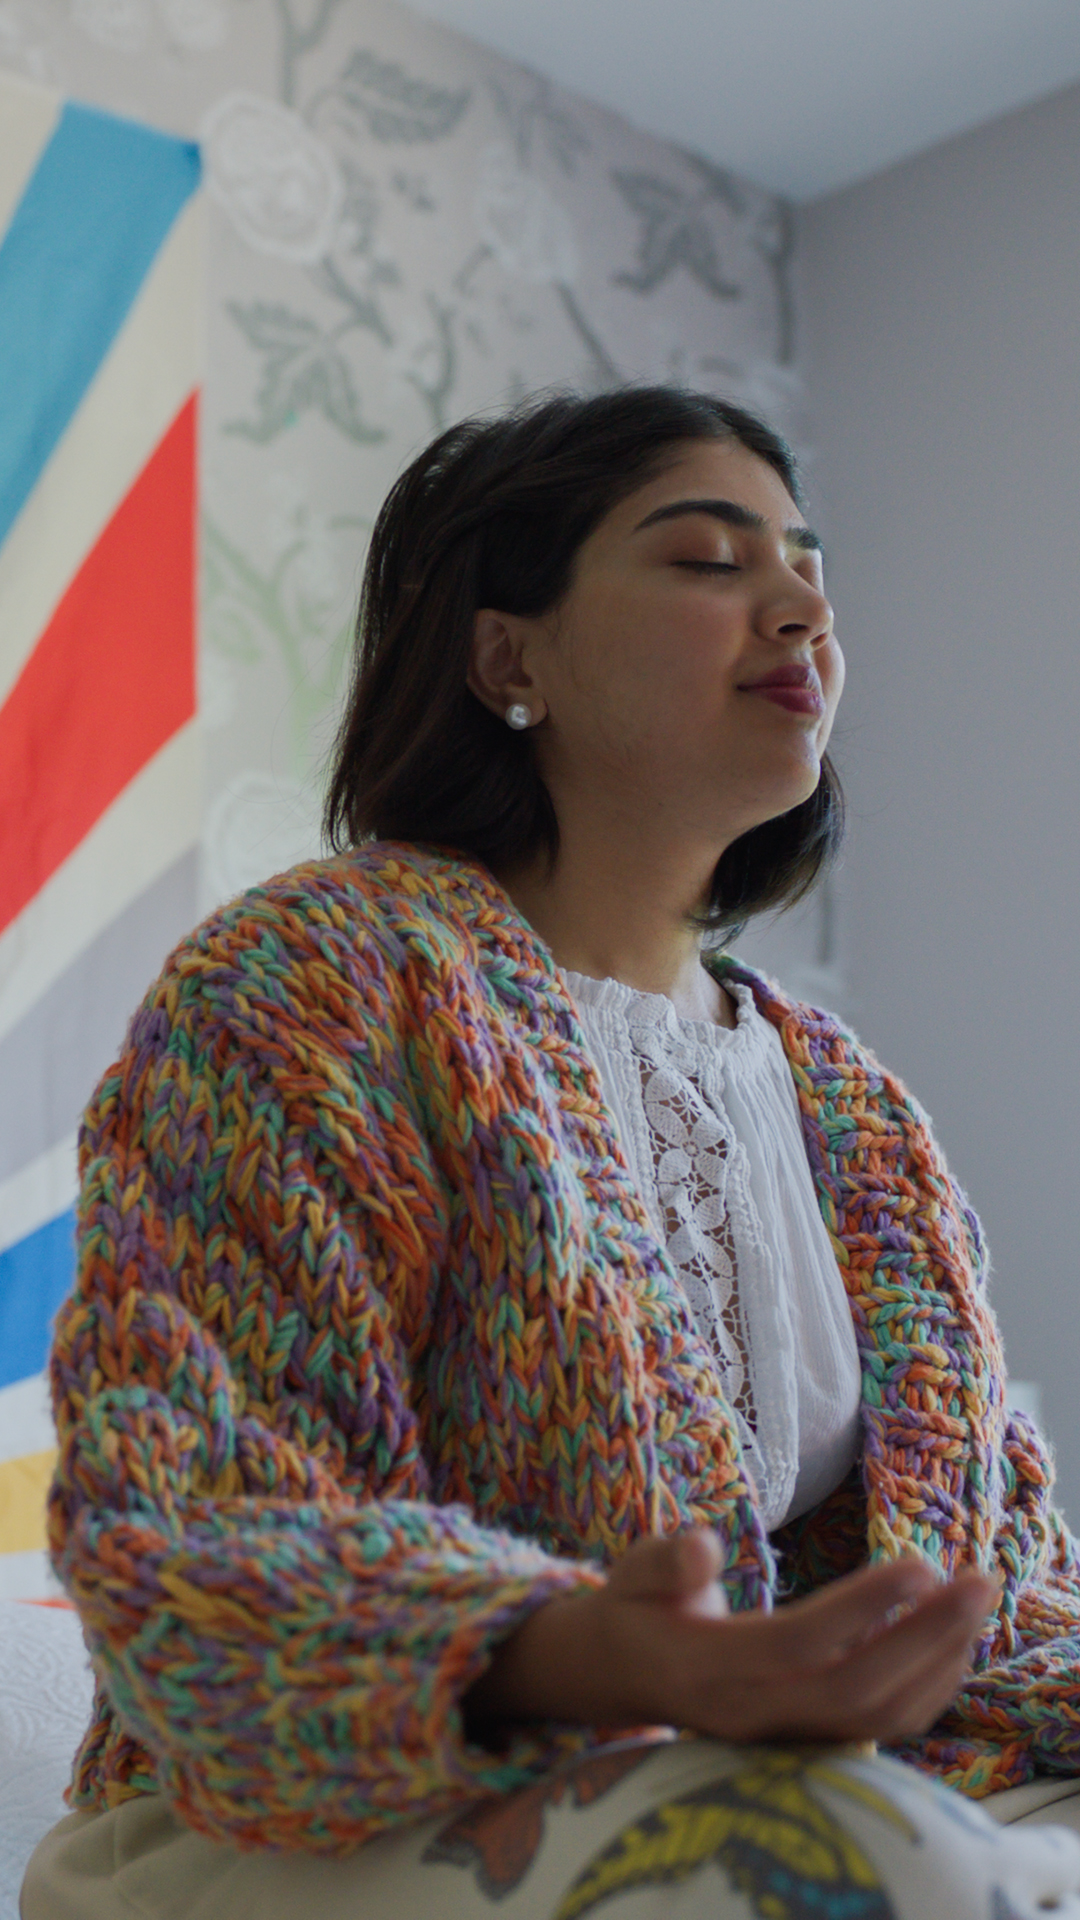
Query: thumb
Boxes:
[{"xmin": 609, "ymin": 1529, "xmax": 728, "ymax": 1613}]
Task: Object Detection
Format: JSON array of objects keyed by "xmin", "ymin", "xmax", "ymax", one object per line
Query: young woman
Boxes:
[{"xmin": 23, "ymin": 388, "xmax": 1080, "ymax": 1920}]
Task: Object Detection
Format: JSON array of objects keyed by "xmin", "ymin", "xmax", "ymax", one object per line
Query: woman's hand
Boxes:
[{"xmin": 464, "ymin": 1529, "xmax": 1001, "ymax": 1746}]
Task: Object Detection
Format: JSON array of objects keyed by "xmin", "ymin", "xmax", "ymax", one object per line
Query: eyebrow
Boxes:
[{"xmin": 633, "ymin": 497, "xmax": 826, "ymax": 565}]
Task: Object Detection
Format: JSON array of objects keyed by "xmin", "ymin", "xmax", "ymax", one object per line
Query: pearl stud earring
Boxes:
[{"xmin": 505, "ymin": 704, "xmax": 532, "ymax": 730}]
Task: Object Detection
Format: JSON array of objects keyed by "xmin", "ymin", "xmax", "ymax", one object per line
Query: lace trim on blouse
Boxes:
[{"xmin": 558, "ymin": 964, "xmax": 863, "ymax": 1532}]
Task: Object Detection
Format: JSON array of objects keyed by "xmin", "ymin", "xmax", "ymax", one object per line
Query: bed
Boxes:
[{"xmin": 0, "ymin": 1601, "xmax": 95, "ymax": 1920}]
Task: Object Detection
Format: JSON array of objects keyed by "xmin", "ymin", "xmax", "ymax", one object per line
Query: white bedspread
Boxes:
[{"xmin": 0, "ymin": 1601, "xmax": 94, "ymax": 1920}]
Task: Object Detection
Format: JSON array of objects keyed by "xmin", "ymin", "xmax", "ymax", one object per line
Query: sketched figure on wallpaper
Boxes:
[
  {"xmin": 71, "ymin": 0, "xmax": 151, "ymax": 54},
  {"xmin": 612, "ymin": 153, "xmax": 798, "ymax": 367},
  {"xmin": 201, "ymin": 90, "xmax": 345, "ymax": 260},
  {"xmin": 210, "ymin": 8, "xmax": 793, "ymax": 459},
  {"xmin": 202, "ymin": 498, "xmax": 367, "ymax": 775},
  {"xmin": 612, "ymin": 157, "xmax": 745, "ymax": 301},
  {"xmin": 158, "ymin": 0, "xmax": 230, "ymax": 49},
  {"xmin": 488, "ymin": 71, "xmax": 590, "ymax": 177},
  {"xmin": 465, "ymin": 141, "xmax": 626, "ymax": 397},
  {"xmin": 73, "ymin": 0, "xmax": 230, "ymax": 54},
  {"xmin": 224, "ymin": 299, "xmax": 386, "ymax": 442},
  {"xmin": 206, "ymin": 35, "xmax": 475, "ymax": 442}
]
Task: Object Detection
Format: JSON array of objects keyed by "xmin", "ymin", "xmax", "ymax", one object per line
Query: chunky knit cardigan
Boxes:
[{"xmin": 49, "ymin": 842, "xmax": 1080, "ymax": 1853}]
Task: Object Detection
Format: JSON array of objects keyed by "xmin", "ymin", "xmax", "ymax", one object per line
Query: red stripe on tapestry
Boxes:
[{"xmin": 0, "ymin": 392, "xmax": 197, "ymax": 938}]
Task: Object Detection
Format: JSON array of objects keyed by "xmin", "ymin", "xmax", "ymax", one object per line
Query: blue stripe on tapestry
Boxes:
[
  {"xmin": 0, "ymin": 1207, "xmax": 75, "ymax": 1390},
  {"xmin": 0, "ymin": 101, "xmax": 200, "ymax": 548}
]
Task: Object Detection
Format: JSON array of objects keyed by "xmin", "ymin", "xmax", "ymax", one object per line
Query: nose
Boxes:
[{"xmin": 771, "ymin": 578, "xmax": 833, "ymax": 647}]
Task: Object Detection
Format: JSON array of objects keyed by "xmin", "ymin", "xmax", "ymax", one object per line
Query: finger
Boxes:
[
  {"xmin": 805, "ymin": 1573, "xmax": 999, "ymax": 1738},
  {"xmin": 845, "ymin": 1569, "xmax": 999, "ymax": 1698},
  {"xmin": 843, "ymin": 1627, "xmax": 983, "ymax": 1742},
  {"xmin": 609, "ymin": 1528, "xmax": 724, "ymax": 1605},
  {"xmin": 767, "ymin": 1556, "xmax": 944, "ymax": 1668},
  {"xmin": 742, "ymin": 1607, "xmax": 982, "ymax": 1745},
  {"xmin": 712, "ymin": 1569, "xmax": 997, "ymax": 1743}
]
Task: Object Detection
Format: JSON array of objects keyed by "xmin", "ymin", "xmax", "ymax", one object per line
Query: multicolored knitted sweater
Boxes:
[{"xmin": 49, "ymin": 842, "xmax": 1080, "ymax": 1853}]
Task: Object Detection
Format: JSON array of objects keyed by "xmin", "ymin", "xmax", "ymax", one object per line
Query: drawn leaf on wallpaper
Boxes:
[
  {"xmin": 611, "ymin": 169, "xmax": 743, "ymax": 301},
  {"xmin": 225, "ymin": 301, "xmax": 386, "ymax": 445},
  {"xmin": 309, "ymin": 49, "xmax": 471, "ymax": 145},
  {"xmin": 276, "ymin": 0, "xmax": 353, "ymax": 108},
  {"xmin": 202, "ymin": 523, "xmax": 265, "ymax": 666},
  {"xmin": 488, "ymin": 74, "xmax": 589, "ymax": 175},
  {"xmin": 392, "ymin": 170, "xmax": 437, "ymax": 212},
  {"xmin": 202, "ymin": 511, "xmax": 365, "ymax": 773},
  {"xmin": 747, "ymin": 198, "xmax": 796, "ymax": 366},
  {"xmin": 386, "ymin": 293, "xmax": 458, "ymax": 433},
  {"xmin": 334, "ymin": 158, "xmax": 380, "ymax": 255},
  {"xmin": 681, "ymin": 151, "xmax": 748, "ymax": 217}
]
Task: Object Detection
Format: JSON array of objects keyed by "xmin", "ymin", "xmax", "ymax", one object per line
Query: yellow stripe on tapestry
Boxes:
[{"xmin": 0, "ymin": 1447, "xmax": 57, "ymax": 1554}]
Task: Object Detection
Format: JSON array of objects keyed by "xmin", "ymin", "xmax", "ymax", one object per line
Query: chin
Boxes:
[{"xmin": 770, "ymin": 753, "xmax": 824, "ymax": 817}]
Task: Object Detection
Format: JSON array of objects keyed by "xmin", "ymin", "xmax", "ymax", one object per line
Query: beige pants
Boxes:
[{"xmin": 21, "ymin": 1739, "xmax": 1080, "ymax": 1920}]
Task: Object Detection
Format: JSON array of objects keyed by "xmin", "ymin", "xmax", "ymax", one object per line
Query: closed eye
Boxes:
[{"xmin": 674, "ymin": 560, "xmax": 739, "ymax": 574}]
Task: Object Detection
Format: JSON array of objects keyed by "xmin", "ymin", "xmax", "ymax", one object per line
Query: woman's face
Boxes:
[{"xmin": 519, "ymin": 437, "xmax": 844, "ymax": 851}]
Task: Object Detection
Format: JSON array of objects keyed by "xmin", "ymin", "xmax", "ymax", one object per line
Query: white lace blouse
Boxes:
[{"xmin": 558, "ymin": 962, "xmax": 864, "ymax": 1533}]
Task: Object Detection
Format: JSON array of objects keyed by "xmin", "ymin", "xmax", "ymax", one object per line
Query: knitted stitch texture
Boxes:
[{"xmin": 48, "ymin": 843, "xmax": 1080, "ymax": 1852}]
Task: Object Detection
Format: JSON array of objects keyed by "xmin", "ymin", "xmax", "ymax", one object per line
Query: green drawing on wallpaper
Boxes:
[
  {"xmin": 224, "ymin": 301, "xmax": 387, "ymax": 444},
  {"xmin": 488, "ymin": 73, "xmax": 590, "ymax": 175},
  {"xmin": 554, "ymin": 284, "xmax": 621, "ymax": 390},
  {"xmin": 681, "ymin": 152, "xmax": 749, "ymax": 217},
  {"xmin": 308, "ymin": 252, "xmax": 394, "ymax": 345},
  {"xmin": 397, "ymin": 293, "xmax": 458, "ymax": 432},
  {"xmin": 392, "ymin": 171, "xmax": 438, "ymax": 212},
  {"xmin": 454, "ymin": 238, "xmax": 621, "ymax": 393},
  {"xmin": 681, "ymin": 155, "xmax": 797, "ymax": 366},
  {"xmin": 306, "ymin": 151, "xmax": 400, "ymax": 348},
  {"xmin": 202, "ymin": 513, "xmax": 366, "ymax": 772},
  {"xmin": 308, "ymin": 49, "xmax": 471, "ymax": 144},
  {"xmin": 611, "ymin": 163, "xmax": 745, "ymax": 300},
  {"xmin": 274, "ymin": 0, "xmax": 349, "ymax": 107},
  {"xmin": 750, "ymin": 200, "xmax": 797, "ymax": 366}
]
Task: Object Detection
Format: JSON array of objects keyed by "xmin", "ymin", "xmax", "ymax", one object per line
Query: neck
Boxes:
[{"xmin": 495, "ymin": 816, "xmax": 725, "ymax": 1003}]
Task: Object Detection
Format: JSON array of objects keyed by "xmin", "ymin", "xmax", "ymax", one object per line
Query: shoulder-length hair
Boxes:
[{"xmin": 324, "ymin": 385, "xmax": 844, "ymax": 937}]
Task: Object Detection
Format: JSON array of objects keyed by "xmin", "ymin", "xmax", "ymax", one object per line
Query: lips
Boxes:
[
  {"xmin": 738, "ymin": 663, "xmax": 818, "ymax": 692},
  {"xmin": 738, "ymin": 662, "xmax": 824, "ymax": 715}
]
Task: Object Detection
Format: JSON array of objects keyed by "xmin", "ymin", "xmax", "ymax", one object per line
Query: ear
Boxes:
[{"xmin": 467, "ymin": 609, "xmax": 547, "ymax": 724}]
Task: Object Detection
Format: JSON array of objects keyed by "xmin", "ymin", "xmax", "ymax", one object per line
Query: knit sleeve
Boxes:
[
  {"xmin": 47, "ymin": 885, "xmax": 611, "ymax": 1852},
  {"xmin": 895, "ymin": 1157, "xmax": 1080, "ymax": 1794},
  {"xmin": 894, "ymin": 1417, "xmax": 1080, "ymax": 1793}
]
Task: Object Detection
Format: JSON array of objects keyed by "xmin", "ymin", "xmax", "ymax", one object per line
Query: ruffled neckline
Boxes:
[{"xmin": 556, "ymin": 961, "xmax": 768, "ymax": 1063}]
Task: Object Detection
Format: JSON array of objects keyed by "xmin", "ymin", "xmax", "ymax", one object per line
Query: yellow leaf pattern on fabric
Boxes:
[{"xmin": 555, "ymin": 1750, "xmax": 911, "ymax": 1920}]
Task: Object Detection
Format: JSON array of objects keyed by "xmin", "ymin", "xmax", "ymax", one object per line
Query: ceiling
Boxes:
[{"xmin": 404, "ymin": 0, "xmax": 1080, "ymax": 201}]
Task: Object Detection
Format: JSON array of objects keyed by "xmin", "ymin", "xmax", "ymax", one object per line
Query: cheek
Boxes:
[
  {"xmin": 822, "ymin": 639, "xmax": 845, "ymax": 715},
  {"xmin": 557, "ymin": 587, "xmax": 670, "ymax": 706},
  {"xmin": 554, "ymin": 579, "xmax": 743, "ymax": 738},
  {"xmin": 815, "ymin": 643, "xmax": 845, "ymax": 752}
]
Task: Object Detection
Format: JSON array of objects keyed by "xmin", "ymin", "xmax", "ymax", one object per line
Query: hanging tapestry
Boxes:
[{"xmin": 0, "ymin": 70, "xmax": 202, "ymax": 1598}]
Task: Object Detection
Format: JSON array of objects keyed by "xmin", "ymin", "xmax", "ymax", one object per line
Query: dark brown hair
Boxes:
[{"xmin": 324, "ymin": 385, "xmax": 843, "ymax": 936}]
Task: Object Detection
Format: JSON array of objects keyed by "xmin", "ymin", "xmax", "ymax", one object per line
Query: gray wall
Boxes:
[{"xmin": 797, "ymin": 80, "xmax": 1080, "ymax": 1519}]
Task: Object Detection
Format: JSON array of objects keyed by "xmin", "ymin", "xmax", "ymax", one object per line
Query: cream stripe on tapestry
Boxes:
[
  {"xmin": 0, "ymin": 1549, "xmax": 62, "ymax": 1602},
  {"xmin": 0, "ymin": 73, "xmax": 59, "ymax": 238},
  {"xmin": 0, "ymin": 721, "xmax": 200, "ymax": 1046},
  {"xmin": 0, "ymin": 1135, "xmax": 77, "ymax": 1256},
  {"xmin": 0, "ymin": 193, "xmax": 203, "ymax": 713},
  {"xmin": 0, "ymin": 850, "xmax": 199, "ymax": 1186},
  {"xmin": 0, "ymin": 1372, "xmax": 57, "ymax": 1467}
]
